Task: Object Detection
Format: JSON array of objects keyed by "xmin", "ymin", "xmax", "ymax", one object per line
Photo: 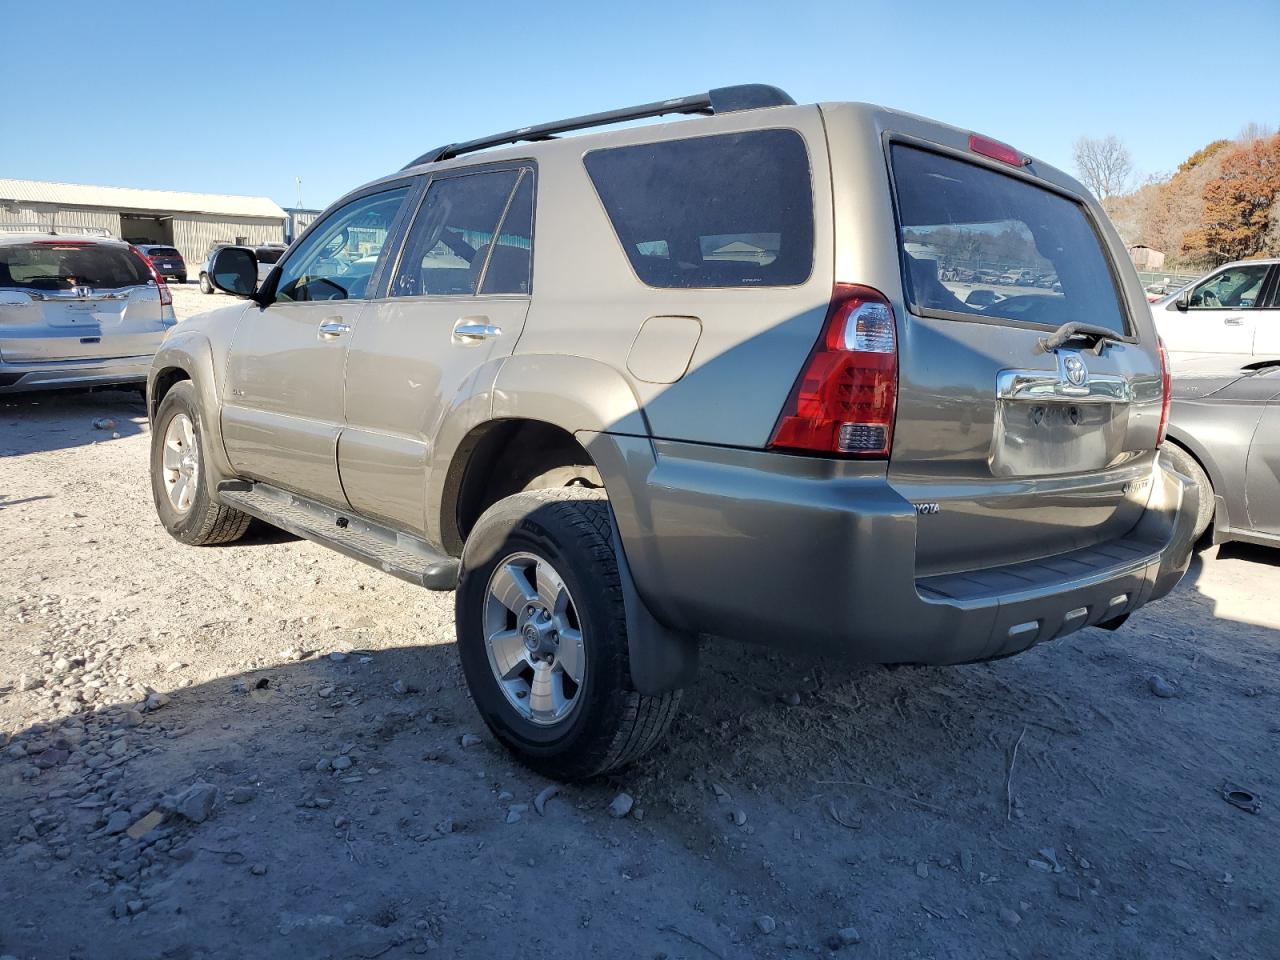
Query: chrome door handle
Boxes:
[
  {"xmin": 452, "ymin": 317, "xmax": 502, "ymax": 343},
  {"xmin": 1224, "ymin": 316, "xmax": 1245, "ymax": 326},
  {"xmin": 318, "ymin": 319, "xmax": 351, "ymax": 339}
]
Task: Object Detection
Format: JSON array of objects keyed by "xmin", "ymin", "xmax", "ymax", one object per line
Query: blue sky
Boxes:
[{"xmin": 3, "ymin": 0, "xmax": 1276, "ymax": 209}]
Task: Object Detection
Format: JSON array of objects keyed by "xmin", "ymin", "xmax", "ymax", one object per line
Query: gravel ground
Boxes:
[{"xmin": 1, "ymin": 298, "xmax": 1277, "ymax": 958}]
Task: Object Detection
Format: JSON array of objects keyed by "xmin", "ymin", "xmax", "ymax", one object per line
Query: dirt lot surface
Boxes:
[{"xmin": 1, "ymin": 291, "xmax": 1277, "ymax": 959}]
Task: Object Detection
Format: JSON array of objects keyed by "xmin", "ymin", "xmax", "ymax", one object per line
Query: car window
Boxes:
[
  {"xmin": 1186, "ymin": 265, "xmax": 1270, "ymax": 310},
  {"xmin": 0, "ymin": 242, "xmax": 151, "ymax": 291},
  {"xmin": 255, "ymin": 246, "xmax": 285, "ymax": 265},
  {"xmin": 892, "ymin": 144, "xmax": 1128, "ymax": 335},
  {"xmin": 391, "ymin": 169, "xmax": 520, "ymax": 297},
  {"xmin": 275, "ymin": 188, "xmax": 410, "ymax": 303},
  {"xmin": 147, "ymin": 247, "xmax": 181, "ymax": 258},
  {"xmin": 480, "ymin": 171, "xmax": 534, "ymax": 296},
  {"xmin": 583, "ymin": 129, "xmax": 814, "ymax": 288}
]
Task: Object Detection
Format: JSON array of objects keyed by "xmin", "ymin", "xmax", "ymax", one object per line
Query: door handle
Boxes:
[
  {"xmin": 318, "ymin": 319, "xmax": 351, "ymax": 339},
  {"xmin": 1224, "ymin": 316, "xmax": 1245, "ymax": 326},
  {"xmin": 452, "ymin": 316, "xmax": 502, "ymax": 343}
]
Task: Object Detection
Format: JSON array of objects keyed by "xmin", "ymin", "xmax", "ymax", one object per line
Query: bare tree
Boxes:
[
  {"xmin": 1072, "ymin": 135, "xmax": 1134, "ymax": 199},
  {"xmin": 1238, "ymin": 121, "xmax": 1277, "ymax": 144}
]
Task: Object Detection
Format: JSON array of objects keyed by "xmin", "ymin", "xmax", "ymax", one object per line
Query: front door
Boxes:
[
  {"xmin": 1245, "ymin": 379, "xmax": 1280, "ymax": 536},
  {"xmin": 339, "ymin": 166, "xmax": 535, "ymax": 537},
  {"xmin": 1158, "ymin": 263, "xmax": 1272, "ymax": 361},
  {"xmin": 221, "ymin": 185, "xmax": 411, "ymax": 506}
]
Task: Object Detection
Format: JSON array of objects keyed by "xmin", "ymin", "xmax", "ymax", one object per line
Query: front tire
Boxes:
[
  {"xmin": 456, "ymin": 489, "xmax": 680, "ymax": 781},
  {"xmin": 199, "ymin": 273, "xmax": 213, "ymax": 294},
  {"xmin": 1161, "ymin": 443, "xmax": 1214, "ymax": 543},
  {"xmin": 150, "ymin": 381, "xmax": 251, "ymax": 545}
]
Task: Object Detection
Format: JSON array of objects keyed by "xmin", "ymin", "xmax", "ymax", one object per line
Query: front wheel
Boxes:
[
  {"xmin": 150, "ymin": 381, "xmax": 251, "ymax": 545},
  {"xmin": 198, "ymin": 273, "xmax": 213, "ymax": 294},
  {"xmin": 455, "ymin": 489, "xmax": 680, "ymax": 781},
  {"xmin": 1161, "ymin": 443, "xmax": 1214, "ymax": 543}
]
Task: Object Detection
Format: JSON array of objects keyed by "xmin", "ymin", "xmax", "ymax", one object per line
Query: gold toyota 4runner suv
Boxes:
[{"xmin": 148, "ymin": 85, "xmax": 1197, "ymax": 779}]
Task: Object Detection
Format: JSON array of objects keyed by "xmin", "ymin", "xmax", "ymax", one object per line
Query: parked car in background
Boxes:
[
  {"xmin": 199, "ymin": 243, "xmax": 287, "ymax": 293},
  {"xmin": 1153, "ymin": 259, "xmax": 1280, "ymax": 362},
  {"xmin": 1162, "ymin": 355, "xmax": 1280, "ymax": 547},
  {"xmin": 136, "ymin": 244, "xmax": 187, "ymax": 284},
  {"xmin": 146, "ymin": 83, "xmax": 1196, "ymax": 780},
  {"xmin": 0, "ymin": 230, "xmax": 175, "ymax": 393}
]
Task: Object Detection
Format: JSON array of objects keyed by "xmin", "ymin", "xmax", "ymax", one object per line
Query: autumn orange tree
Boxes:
[{"xmin": 1182, "ymin": 133, "xmax": 1280, "ymax": 265}]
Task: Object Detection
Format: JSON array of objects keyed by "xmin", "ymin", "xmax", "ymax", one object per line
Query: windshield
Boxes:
[
  {"xmin": 0, "ymin": 242, "xmax": 151, "ymax": 291},
  {"xmin": 892, "ymin": 144, "xmax": 1129, "ymax": 336}
]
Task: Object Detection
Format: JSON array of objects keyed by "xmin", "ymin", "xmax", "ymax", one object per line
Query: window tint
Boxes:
[
  {"xmin": 392, "ymin": 170, "xmax": 520, "ymax": 297},
  {"xmin": 146, "ymin": 247, "xmax": 181, "ymax": 258},
  {"xmin": 255, "ymin": 246, "xmax": 285, "ymax": 265},
  {"xmin": 0, "ymin": 242, "xmax": 150, "ymax": 291},
  {"xmin": 584, "ymin": 130, "xmax": 814, "ymax": 288},
  {"xmin": 480, "ymin": 171, "xmax": 534, "ymax": 295},
  {"xmin": 892, "ymin": 145, "xmax": 1128, "ymax": 335},
  {"xmin": 275, "ymin": 187, "xmax": 409, "ymax": 302},
  {"xmin": 1186, "ymin": 264, "xmax": 1269, "ymax": 310}
]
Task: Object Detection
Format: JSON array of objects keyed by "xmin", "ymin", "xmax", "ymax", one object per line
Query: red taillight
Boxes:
[
  {"xmin": 769, "ymin": 284, "xmax": 898, "ymax": 458},
  {"xmin": 969, "ymin": 133, "xmax": 1026, "ymax": 167},
  {"xmin": 129, "ymin": 244, "xmax": 172, "ymax": 307},
  {"xmin": 1157, "ymin": 337, "xmax": 1171, "ymax": 445}
]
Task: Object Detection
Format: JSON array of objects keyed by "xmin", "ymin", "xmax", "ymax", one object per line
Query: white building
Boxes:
[{"xmin": 0, "ymin": 178, "xmax": 286, "ymax": 267}]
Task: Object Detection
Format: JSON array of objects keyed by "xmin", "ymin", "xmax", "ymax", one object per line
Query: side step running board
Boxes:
[{"xmin": 217, "ymin": 480, "xmax": 459, "ymax": 590}]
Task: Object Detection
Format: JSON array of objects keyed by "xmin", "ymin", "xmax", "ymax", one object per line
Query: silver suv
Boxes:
[
  {"xmin": 1, "ymin": 230, "xmax": 175, "ymax": 393},
  {"xmin": 147, "ymin": 85, "xmax": 1197, "ymax": 779}
]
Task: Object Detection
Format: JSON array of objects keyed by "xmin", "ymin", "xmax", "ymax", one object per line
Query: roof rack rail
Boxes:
[{"xmin": 402, "ymin": 83, "xmax": 795, "ymax": 169}]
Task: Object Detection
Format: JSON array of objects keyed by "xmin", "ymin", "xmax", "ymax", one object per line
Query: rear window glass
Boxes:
[
  {"xmin": 147, "ymin": 247, "xmax": 181, "ymax": 258},
  {"xmin": 0, "ymin": 243, "xmax": 150, "ymax": 291},
  {"xmin": 584, "ymin": 129, "xmax": 813, "ymax": 288},
  {"xmin": 891, "ymin": 144, "xmax": 1128, "ymax": 335}
]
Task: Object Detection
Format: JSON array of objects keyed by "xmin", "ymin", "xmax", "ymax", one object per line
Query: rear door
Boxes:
[
  {"xmin": 885, "ymin": 142, "xmax": 1163, "ymax": 576},
  {"xmin": 339, "ymin": 166, "xmax": 534, "ymax": 534},
  {"xmin": 1252, "ymin": 268, "xmax": 1280, "ymax": 357},
  {"xmin": 1157, "ymin": 264, "xmax": 1272, "ymax": 360},
  {"xmin": 0, "ymin": 240, "xmax": 169, "ymax": 361}
]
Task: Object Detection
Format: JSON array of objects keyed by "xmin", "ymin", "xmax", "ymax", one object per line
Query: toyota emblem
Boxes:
[{"xmin": 1063, "ymin": 355, "xmax": 1088, "ymax": 387}]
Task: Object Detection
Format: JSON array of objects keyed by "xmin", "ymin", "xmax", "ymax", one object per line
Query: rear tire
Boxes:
[
  {"xmin": 199, "ymin": 273, "xmax": 213, "ymax": 294},
  {"xmin": 150, "ymin": 381, "xmax": 251, "ymax": 546},
  {"xmin": 455, "ymin": 489, "xmax": 680, "ymax": 781},
  {"xmin": 175, "ymin": 274, "xmax": 187, "ymax": 285},
  {"xmin": 1161, "ymin": 443, "xmax": 1214, "ymax": 543}
]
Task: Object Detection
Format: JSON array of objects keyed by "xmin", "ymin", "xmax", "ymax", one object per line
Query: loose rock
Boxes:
[
  {"xmin": 161, "ymin": 782, "xmax": 219, "ymax": 823},
  {"xmin": 608, "ymin": 793, "xmax": 634, "ymax": 819},
  {"xmin": 755, "ymin": 915, "xmax": 777, "ymax": 934},
  {"xmin": 1149, "ymin": 675, "xmax": 1176, "ymax": 698}
]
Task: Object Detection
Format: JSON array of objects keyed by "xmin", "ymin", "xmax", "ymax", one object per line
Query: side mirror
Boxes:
[
  {"xmin": 209, "ymin": 247, "xmax": 259, "ymax": 297},
  {"xmin": 1174, "ymin": 291, "xmax": 1190, "ymax": 312}
]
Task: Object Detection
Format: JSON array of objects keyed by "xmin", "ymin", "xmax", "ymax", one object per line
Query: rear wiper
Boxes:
[{"xmin": 1038, "ymin": 322, "xmax": 1124, "ymax": 354}]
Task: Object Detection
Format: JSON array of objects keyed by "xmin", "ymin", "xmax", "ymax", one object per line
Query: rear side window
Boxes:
[
  {"xmin": 891, "ymin": 144, "xmax": 1128, "ymax": 335},
  {"xmin": 391, "ymin": 169, "xmax": 521, "ymax": 297},
  {"xmin": 0, "ymin": 243, "xmax": 150, "ymax": 291},
  {"xmin": 584, "ymin": 130, "xmax": 814, "ymax": 288},
  {"xmin": 255, "ymin": 246, "xmax": 285, "ymax": 265}
]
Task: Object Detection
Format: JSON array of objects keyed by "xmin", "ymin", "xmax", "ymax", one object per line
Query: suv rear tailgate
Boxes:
[{"xmin": 823, "ymin": 104, "xmax": 1164, "ymax": 579}]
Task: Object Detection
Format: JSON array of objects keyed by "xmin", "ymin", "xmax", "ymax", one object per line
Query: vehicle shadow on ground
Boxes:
[
  {"xmin": 0, "ymin": 389, "xmax": 148, "ymax": 457},
  {"xmin": 3, "ymin": 582, "xmax": 1278, "ymax": 959}
]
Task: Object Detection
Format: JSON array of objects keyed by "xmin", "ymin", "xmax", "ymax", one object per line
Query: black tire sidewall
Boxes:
[
  {"xmin": 456, "ymin": 496, "xmax": 630, "ymax": 763},
  {"xmin": 150, "ymin": 382, "xmax": 217, "ymax": 543}
]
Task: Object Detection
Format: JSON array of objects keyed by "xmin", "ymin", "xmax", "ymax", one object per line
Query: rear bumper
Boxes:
[
  {"xmin": 0, "ymin": 356, "xmax": 151, "ymax": 394},
  {"xmin": 597, "ymin": 436, "xmax": 1197, "ymax": 665}
]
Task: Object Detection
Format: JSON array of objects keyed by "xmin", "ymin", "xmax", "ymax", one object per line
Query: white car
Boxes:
[
  {"xmin": 0, "ymin": 229, "xmax": 175, "ymax": 393},
  {"xmin": 1153, "ymin": 258, "xmax": 1280, "ymax": 363}
]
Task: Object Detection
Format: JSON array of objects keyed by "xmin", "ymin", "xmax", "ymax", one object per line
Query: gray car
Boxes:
[
  {"xmin": 146, "ymin": 84, "xmax": 1198, "ymax": 779},
  {"xmin": 1, "ymin": 230, "xmax": 175, "ymax": 393},
  {"xmin": 1162, "ymin": 355, "xmax": 1280, "ymax": 546}
]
